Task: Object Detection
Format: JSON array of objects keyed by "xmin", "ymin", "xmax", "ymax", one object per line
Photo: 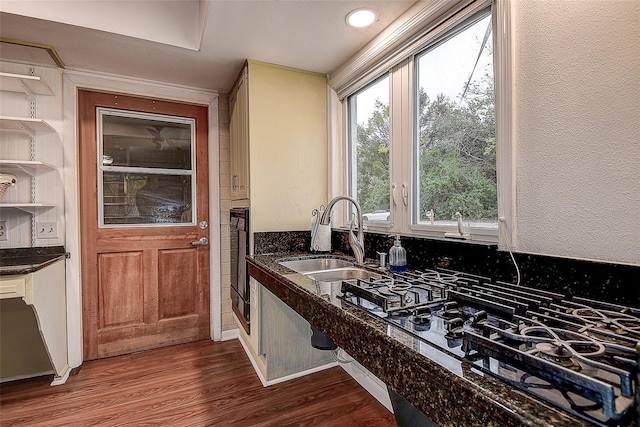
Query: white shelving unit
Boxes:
[
  {"xmin": 0, "ymin": 203, "xmax": 55, "ymax": 214},
  {"xmin": 0, "ymin": 160, "xmax": 56, "ymax": 174},
  {"xmin": 0, "ymin": 158, "xmax": 56, "ymax": 213},
  {"xmin": 0, "ymin": 69, "xmax": 58, "ymax": 245},
  {"xmin": 0, "ymin": 72, "xmax": 54, "ymax": 96},
  {"xmin": 0, "ymin": 117, "xmax": 56, "ymax": 134}
]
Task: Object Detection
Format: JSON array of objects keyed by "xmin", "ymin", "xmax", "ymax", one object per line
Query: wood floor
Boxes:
[{"xmin": 0, "ymin": 339, "xmax": 396, "ymax": 426}]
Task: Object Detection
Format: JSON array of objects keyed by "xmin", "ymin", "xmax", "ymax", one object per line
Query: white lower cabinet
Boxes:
[
  {"xmin": 238, "ymin": 277, "xmax": 334, "ymax": 384},
  {"xmin": 0, "ymin": 259, "xmax": 69, "ymax": 385}
]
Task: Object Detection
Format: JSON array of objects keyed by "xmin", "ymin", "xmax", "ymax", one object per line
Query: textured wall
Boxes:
[{"xmin": 513, "ymin": 0, "xmax": 640, "ymax": 265}]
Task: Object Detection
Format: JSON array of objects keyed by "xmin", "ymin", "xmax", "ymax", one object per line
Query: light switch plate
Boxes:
[
  {"xmin": 36, "ymin": 221, "xmax": 57, "ymax": 239},
  {"xmin": 0, "ymin": 221, "xmax": 7, "ymax": 241}
]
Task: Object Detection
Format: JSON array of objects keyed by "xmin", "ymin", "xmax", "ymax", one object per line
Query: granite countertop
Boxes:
[
  {"xmin": 248, "ymin": 252, "xmax": 589, "ymax": 427},
  {"xmin": 0, "ymin": 246, "xmax": 67, "ymax": 275}
]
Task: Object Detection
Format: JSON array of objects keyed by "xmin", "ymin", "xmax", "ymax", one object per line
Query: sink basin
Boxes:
[
  {"xmin": 306, "ymin": 267, "xmax": 381, "ymax": 282},
  {"xmin": 278, "ymin": 257, "xmax": 353, "ymax": 274}
]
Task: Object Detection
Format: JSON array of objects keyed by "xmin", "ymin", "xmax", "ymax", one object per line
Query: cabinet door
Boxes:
[{"xmin": 230, "ymin": 67, "xmax": 249, "ymax": 201}]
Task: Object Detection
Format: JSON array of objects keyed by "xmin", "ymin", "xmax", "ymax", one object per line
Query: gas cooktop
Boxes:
[{"xmin": 340, "ymin": 268, "xmax": 639, "ymax": 426}]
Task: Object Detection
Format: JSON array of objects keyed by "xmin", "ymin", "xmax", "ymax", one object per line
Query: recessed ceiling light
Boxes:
[{"xmin": 346, "ymin": 8, "xmax": 376, "ymax": 28}]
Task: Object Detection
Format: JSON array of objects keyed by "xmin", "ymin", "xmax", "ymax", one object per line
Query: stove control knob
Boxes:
[
  {"xmin": 441, "ymin": 301, "xmax": 460, "ymax": 319},
  {"xmin": 472, "ymin": 310, "xmax": 488, "ymax": 326},
  {"xmin": 445, "ymin": 317, "xmax": 465, "ymax": 339}
]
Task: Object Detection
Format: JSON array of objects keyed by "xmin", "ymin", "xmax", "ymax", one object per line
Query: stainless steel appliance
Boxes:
[
  {"xmin": 340, "ymin": 269, "xmax": 639, "ymax": 426},
  {"xmin": 230, "ymin": 207, "xmax": 250, "ymax": 333}
]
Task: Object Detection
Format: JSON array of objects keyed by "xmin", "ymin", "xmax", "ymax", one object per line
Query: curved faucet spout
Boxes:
[{"xmin": 319, "ymin": 196, "xmax": 365, "ymax": 265}]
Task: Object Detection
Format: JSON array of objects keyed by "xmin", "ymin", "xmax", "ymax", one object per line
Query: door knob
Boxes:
[{"xmin": 191, "ymin": 237, "xmax": 209, "ymax": 246}]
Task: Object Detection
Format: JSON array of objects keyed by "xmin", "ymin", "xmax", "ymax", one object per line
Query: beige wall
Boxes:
[{"xmin": 248, "ymin": 61, "xmax": 328, "ymax": 233}]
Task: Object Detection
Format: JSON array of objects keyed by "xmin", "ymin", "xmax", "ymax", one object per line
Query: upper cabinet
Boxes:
[{"xmin": 230, "ymin": 65, "xmax": 249, "ymax": 202}]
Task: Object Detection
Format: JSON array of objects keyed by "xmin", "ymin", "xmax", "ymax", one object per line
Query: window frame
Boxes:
[
  {"xmin": 96, "ymin": 107, "xmax": 197, "ymax": 228},
  {"xmin": 333, "ymin": 0, "xmax": 512, "ymax": 246}
]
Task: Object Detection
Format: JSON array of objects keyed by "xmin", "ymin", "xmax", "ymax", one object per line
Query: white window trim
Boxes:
[
  {"xmin": 493, "ymin": 0, "xmax": 515, "ymax": 250},
  {"xmin": 328, "ymin": 0, "xmax": 513, "ymax": 246}
]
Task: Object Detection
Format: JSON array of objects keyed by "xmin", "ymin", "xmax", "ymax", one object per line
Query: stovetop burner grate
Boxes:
[{"xmin": 339, "ymin": 268, "xmax": 639, "ymax": 426}]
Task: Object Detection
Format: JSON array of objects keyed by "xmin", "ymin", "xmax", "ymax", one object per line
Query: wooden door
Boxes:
[{"xmin": 79, "ymin": 90, "xmax": 210, "ymax": 360}]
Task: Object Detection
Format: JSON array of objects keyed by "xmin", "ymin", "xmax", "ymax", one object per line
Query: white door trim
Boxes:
[{"xmin": 62, "ymin": 68, "xmax": 219, "ymax": 368}]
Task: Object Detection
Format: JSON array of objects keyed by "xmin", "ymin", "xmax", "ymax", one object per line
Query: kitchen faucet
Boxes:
[{"xmin": 318, "ymin": 195, "xmax": 365, "ymax": 265}]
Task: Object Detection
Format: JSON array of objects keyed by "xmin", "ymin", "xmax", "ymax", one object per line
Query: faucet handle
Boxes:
[{"xmin": 348, "ymin": 221, "xmax": 364, "ymax": 262}]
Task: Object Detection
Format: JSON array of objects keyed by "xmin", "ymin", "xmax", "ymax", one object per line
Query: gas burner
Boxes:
[
  {"xmin": 419, "ymin": 269, "xmax": 459, "ymax": 286},
  {"xmin": 571, "ymin": 307, "xmax": 640, "ymax": 337},
  {"xmin": 534, "ymin": 343, "xmax": 576, "ymax": 368},
  {"xmin": 376, "ymin": 278, "xmax": 411, "ymax": 291},
  {"xmin": 517, "ymin": 324, "xmax": 608, "ymax": 367},
  {"xmin": 379, "ymin": 284, "xmax": 411, "ymax": 296}
]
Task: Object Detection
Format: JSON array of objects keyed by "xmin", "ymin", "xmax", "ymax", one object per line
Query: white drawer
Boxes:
[{"xmin": 0, "ymin": 275, "xmax": 27, "ymax": 299}]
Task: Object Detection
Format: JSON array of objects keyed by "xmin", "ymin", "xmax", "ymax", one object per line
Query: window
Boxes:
[
  {"xmin": 415, "ymin": 14, "xmax": 496, "ymax": 230},
  {"xmin": 340, "ymin": 2, "xmax": 506, "ymax": 242},
  {"xmin": 348, "ymin": 76, "xmax": 391, "ymax": 224},
  {"xmin": 97, "ymin": 109, "xmax": 196, "ymax": 227}
]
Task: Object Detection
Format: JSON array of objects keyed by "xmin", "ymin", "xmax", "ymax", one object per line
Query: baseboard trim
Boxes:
[
  {"xmin": 221, "ymin": 328, "xmax": 239, "ymax": 341},
  {"xmin": 262, "ymin": 361, "xmax": 338, "ymax": 387},
  {"xmin": 236, "ymin": 335, "xmax": 268, "ymax": 386},
  {"xmin": 50, "ymin": 366, "xmax": 70, "ymax": 386},
  {"xmin": 236, "ymin": 336, "xmax": 337, "ymax": 387}
]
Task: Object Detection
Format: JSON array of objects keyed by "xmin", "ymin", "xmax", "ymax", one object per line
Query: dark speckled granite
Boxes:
[
  {"xmin": 0, "ymin": 246, "xmax": 67, "ymax": 275},
  {"xmin": 257, "ymin": 230, "xmax": 639, "ymax": 307},
  {"xmin": 251, "ymin": 230, "xmax": 638, "ymax": 425},
  {"xmin": 248, "ymin": 253, "xmax": 588, "ymax": 427},
  {"xmin": 254, "ymin": 231, "xmax": 311, "ymax": 254}
]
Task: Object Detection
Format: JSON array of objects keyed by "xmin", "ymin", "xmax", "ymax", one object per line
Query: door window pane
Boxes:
[
  {"xmin": 98, "ymin": 109, "xmax": 196, "ymax": 227},
  {"xmin": 103, "ymin": 173, "xmax": 192, "ymax": 225},
  {"xmin": 348, "ymin": 76, "xmax": 391, "ymax": 223},
  {"xmin": 415, "ymin": 14, "xmax": 497, "ymax": 228},
  {"xmin": 102, "ymin": 114, "xmax": 192, "ymax": 169}
]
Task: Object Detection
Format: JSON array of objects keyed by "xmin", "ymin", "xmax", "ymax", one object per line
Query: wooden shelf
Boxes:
[
  {"xmin": 0, "ymin": 160, "xmax": 56, "ymax": 175},
  {"xmin": 0, "ymin": 203, "xmax": 55, "ymax": 214},
  {"xmin": 0, "ymin": 116, "xmax": 56, "ymax": 134},
  {"xmin": 0, "ymin": 72, "xmax": 54, "ymax": 96}
]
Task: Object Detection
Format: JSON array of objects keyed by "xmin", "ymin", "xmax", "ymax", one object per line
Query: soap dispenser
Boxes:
[{"xmin": 389, "ymin": 234, "xmax": 407, "ymax": 273}]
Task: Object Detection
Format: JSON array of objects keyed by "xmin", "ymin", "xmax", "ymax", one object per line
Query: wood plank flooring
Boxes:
[{"xmin": 0, "ymin": 339, "xmax": 396, "ymax": 426}]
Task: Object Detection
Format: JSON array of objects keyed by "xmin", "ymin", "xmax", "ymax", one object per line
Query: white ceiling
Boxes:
[{"xmin": 0, "ymin": 0, "xmax": 417, "ymax": 92}]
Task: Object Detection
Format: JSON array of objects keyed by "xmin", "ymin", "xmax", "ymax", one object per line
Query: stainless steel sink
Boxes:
[
  {"xmin": 306, "ymin": 267, "xmax": 381, "ymax": 282},
  {"xmin": 278, "ymin": 257, "xmax": 353, "ymax": 274}
]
